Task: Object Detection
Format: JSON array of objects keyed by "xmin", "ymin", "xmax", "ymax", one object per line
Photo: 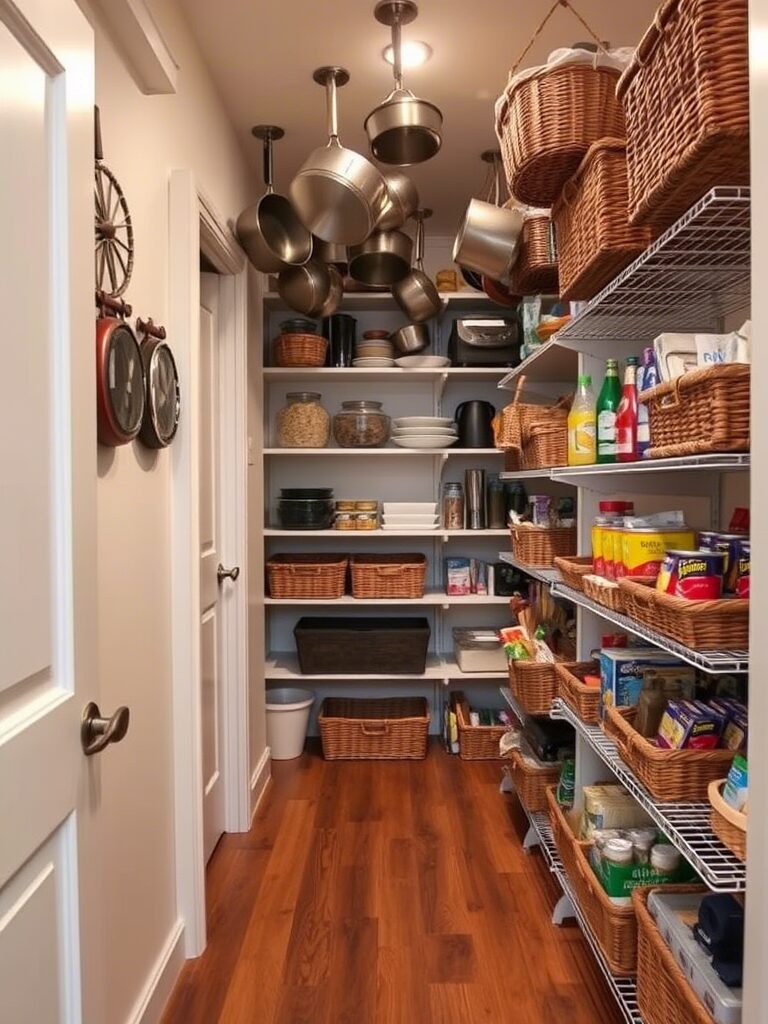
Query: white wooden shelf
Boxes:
[
  {"xmin": 263, "ymin": 290, "xmax": 502, "ymax": 312},
  {"xmin": 263, "ymin": 367, "xmax": 508, "ymax": 382},
  {"xmin": 265, "ymin": 590, "xmax": 512, "ymax": 606},
  {"xmin": 264, "ymin": 528, "xmax": 510, "ymax": 539},
  {"xmin": 266, "ymin": 651, "xmax": 508, "ymax": 681},
  {"xmin": 263, "ymin": 447, "xmax": 503, "ymax": 457}
]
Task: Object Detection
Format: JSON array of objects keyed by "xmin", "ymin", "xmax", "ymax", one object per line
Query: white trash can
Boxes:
[{"xmin": 266, "ymin": 687, "xmax": 315, "ymax": 760}]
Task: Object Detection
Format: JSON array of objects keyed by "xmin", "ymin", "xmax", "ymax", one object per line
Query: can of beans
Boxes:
[
  {"xmin": 735, "ymin": 539, "xmax": 750, "ymax": 598},
  {"xmin": 713, "ymin": 534, "xmax": 747, "ymax": 593},
  {"xmin": 656, "ymin": 550, "xmax": 726, "ymax": 599}
]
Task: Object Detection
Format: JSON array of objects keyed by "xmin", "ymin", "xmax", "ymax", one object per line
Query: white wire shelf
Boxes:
[
  {"xmin": 499, "ymin": 452, "xmax": 750, "ymax": 482},
  {"xmin": 551, "ymin": 699, "xmax": 746, "ymax": 893},
  {"xmin": 500, "ymin": 686, "xmax": 552, "ymax": 724},
  {"xmin": 552, "ymin": 583, "xmax": 749, "ymax": 674},
  {"xmin": 267, "ymin": 651, "xmax": 509, "ymax": 681},
  {"xmin": 497, "ymin": 552, "xmax": 563, "ymax": 585}
]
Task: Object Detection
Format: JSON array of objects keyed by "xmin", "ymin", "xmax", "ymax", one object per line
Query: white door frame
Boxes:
[{"xmin": 168, "ymin": 170, "xmax": 249, "ymax": 957}]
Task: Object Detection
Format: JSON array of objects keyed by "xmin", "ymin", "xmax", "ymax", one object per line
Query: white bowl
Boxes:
[
  {"xmin": 391, "ymin": 435, "xmax": 460, "ymax": 449},
  {"xmin": 382, "ymin": 503, "xmax": 438, "ymax": 514},
  {"xmin": 382, "ymin": 514, "xmax": 439, "ymax": 525},
  {"xmin": 393, "ymin": 426, "xmax": 457, "ymax": 436},
  {"xmin": 393, "ymin": 416, "xmax": 455, "ymax": 428},
  {"xmin": 394, "ymin": 355, "xmax": 451, "ymax": 368}
]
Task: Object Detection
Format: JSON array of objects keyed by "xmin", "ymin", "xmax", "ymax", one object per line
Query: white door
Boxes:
[
  {"xmin": 199, "ymin": 273, "xmax": 229, "ymax": 862},
  {"xmin": 0, "ymin": 2, "xmax": 106, "ymax": 1023}
]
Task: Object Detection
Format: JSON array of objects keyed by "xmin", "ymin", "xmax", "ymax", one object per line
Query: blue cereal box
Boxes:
[{"xmin": 599, "ymin": 648, "xmax": 691, "ymax": 720}]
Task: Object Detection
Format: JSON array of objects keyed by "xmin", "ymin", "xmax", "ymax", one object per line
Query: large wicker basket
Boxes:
[
  {"xmin": 617, "ymin": 0, "xmax": 749, "ymax": 229},
  {"xmin": 617, "ymin": 576, "xmax": 749, "ymax": 649},
  {"xmin": 509, "ymin": 660, "xmax": 559, "ymax": 716},
  {"xmin": 708, "ymin": 779, "xmax": 747, "ymax": 862},
  {"xmin": 553, "ymin": 555, "xmax": 593, "ymax": 592},
  {"xmin": 456, "ymin": 701, "xmax": 507, "ymax": 761},
  {"xmin": 511, "ymin": 524, "xmax": 577, "ymax": 567},
  {"xmin": 509, "ymin": 213, "xmax": 559, "ymax": 295},
  {"xmin": 495, "ymin": 62, "xmax": 625, "ymax": 206},
  {"xmin": 521, "ymin": 420, "xmax": 567, "ymax": 470},
  {"xmin": 604, "ymin": 706, "xmax": 734, "ymax": 801},
  {"xmin": 639, "ymin": 364, "xmax": 750, "ymax": 460},
  {"xmin": 318, "ymin": 697, "xmax": 430, "ymax": 760},
  {"xmin": 545, "ymin": 785, "xmax": 581, "ymax": 887},
  {"xmin": 349, "ymin": 553, "xmax": 427, "ymax": 599},
  {"xmin": 267, "ymin": 554, "xmax": 348, "ymax": 600},
  {"xmin": 273, "ymin": 332, "xmax": 328, "ymax": 368},
  {"xmin": 555, "ymin": 661, "xmax": 601, "ymax": 724},
  {"xmin": 507, "ymin": 747, "xmax": 560, "ymax": 812},
  {"xmin": 582, "ymin": 574, "xmax": 627, "ymax": 614},
  {"xmin": 552, "ymin": 139, "xmax": 655, "ymax": 300},
  {"xmin": 495, "ymin": 389, "xmax": 570, "ymax": 463},
  {"xmin": 633, "ymin": 886, "xmax": 713, "ymax": 1024}
]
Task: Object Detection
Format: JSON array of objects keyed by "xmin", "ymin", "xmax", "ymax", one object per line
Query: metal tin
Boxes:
[
  {"xmin": 697, "ymin": 530, "xmax": 719, "ymax": 551},
  {"xmin": 353, "ymin": 512, "xmax": 379, "ymax": 530},
  {"xmin": 354, "ymin": 501, "xmax": 379, "ymax": 512},
  {"xmin": 735, "ymin": 539, "xmax": 750, "ymax": 598},
  {"xmin": 656, "ymin": 550, "xmax": 726, "ymax": 600},
  {"xmin": 335, "ymin": 500, "xmax": 356, "ymax": 512},
  {"xmin": 713, "ymin": 534, "xmax": 748, "ymax": 594},
  {"xmin": 619, "ymin": 527, "xmax": 696, "ymax": 578}
]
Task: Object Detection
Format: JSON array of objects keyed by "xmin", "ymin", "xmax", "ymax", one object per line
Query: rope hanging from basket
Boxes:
[{"xmin": 510, "ymin": 0, "xmax": 608, "ymax": 77}]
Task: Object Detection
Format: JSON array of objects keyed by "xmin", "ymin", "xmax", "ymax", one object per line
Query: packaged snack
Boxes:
[
  {"xmin": 713, "ymin": 534, "xmax": 748, "ymax": 594},
  {"xmin": 723, "ymin": 754, "xmax": 748, "ymax": 813},
  {"xmin": 656, "ymin": 550, "xmax": 726, "ymax": 599},
  {"xmin": 581, "ymin": 784, "xmax": 653, "ymax": 839},
  {"xmin": 599, "ymin": 649, "xmax": 692, "ymax": 719},
  {"xmin": 470, "ymin": 558, "xmax": 488, "ymax": 595},
  {"xmin": 445, "ymin": 557, "xmax": 471, "ymax": 595},
  {"xmin": 735, "ymin": 539, "xmax": 750, "ymax": 598},
  {"xmin": 529, "ymin": 494, "xmax": 552, "ymax": 527},
  {"xmin": 556, "ymin": 757, "xmax": 575, "ymax": 809},
  {"xmin": 657, "ymin": 700, "xmax": 723, "ymax": 750},
  {"xmin": 499, "ymin": 625, "xmax": 530, "ymax": 663}
]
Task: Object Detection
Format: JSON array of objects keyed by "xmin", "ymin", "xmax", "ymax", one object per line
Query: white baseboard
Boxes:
[
  {"xmin": 250, "ymin": 745, "xmax": 271, "ymax": 822},
  {"xmin": 127, "ymin": 917, "xmax": 186, "ymax": 1024}
]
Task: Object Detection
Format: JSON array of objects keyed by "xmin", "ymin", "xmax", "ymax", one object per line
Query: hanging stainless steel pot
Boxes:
[
  {"xmin": 453, "ymin": 152, "xmax": 523, "ymax": 280},
  {"xmin": 348, "ymin": 229, "xmax": 412, "ymax": 287},
  {"xmin": 318, "ymin": 265, "xmax": 344, "ymax": 318},
  {"xmin": 236, "ymin": 125, "xmax": 312, "ymax": 272},
  {"xmin": 391, "ymin": 209, "xmax": 442, "ymax": 321},
  {"xmin": 289, "ymin": 67, "xmax": 387, "ymax": 245},
  {"xmin": 313, "ymin": 238, "xmax": 348, "ymax": 275},
  {"xmin": 278, "ymin": 259, "xmax": 341, "ymax": 317},
  {"xmin": 377, "ymin": 169, "xmax": 419, "ymax": 231}
]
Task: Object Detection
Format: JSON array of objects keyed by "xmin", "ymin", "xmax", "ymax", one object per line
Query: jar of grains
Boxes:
[
  {"xmin": 442, "ymin": 482, "xmax": 465, "ymax": 529},
  {"xmin": 332, "ymin": 400, "xmax": 391, "ymax": 448},
  {"xmin": 276, "ymin": 392, "xmax": 330, "ymax": 448}
]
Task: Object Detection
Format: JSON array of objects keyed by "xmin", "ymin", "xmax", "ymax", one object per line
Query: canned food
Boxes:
[
  {"xmin": 656, "ymin": 550, "xmax": 725, "ymax": 599},
  {"xmin": 335, "ymin": 500, "xmax": 355, "ymax": 512},
  {"xmin": 620, "ymin": 528, "xmax": 696, "ymax": 578},
  {"xmin": 592, "ymin": 515, "xmax": 620, "ymax": 577},
  {"xmin": 713, "ymin": 534, "xmax": 747, "ymax": 593},
  {"xmin": 698, "ymin": 530, "xmax": 718, "ymax": 551},
  {"xmin": 602, "ymin": 525, "xmax": 623, "ymax": 580},
  {"xmin": 354, "ymin": 500, "xmax": 378, "ymax": 512},
  {"xmin": 354, "ymin": 512, "xmax": 379, "ymax": 530},
  {"xmin": 735, "ymin": 539, "xmax": 750, "ymax": 598},
  {"xmin": 334, "ymin": 512, "xmax": 356, "ymax": 530}
]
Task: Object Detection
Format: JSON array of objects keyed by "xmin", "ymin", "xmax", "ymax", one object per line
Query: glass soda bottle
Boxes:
[
  {"xmin": 616, "ymin": 356, "xmax": 639, "ymax": 463},
  {"xmin": 567, "ymin": 374, "xmax": 596, "ymax": 466},
  {"xmin": 596, "ymin": 359, "xmax": 621, "ymax": 464}
]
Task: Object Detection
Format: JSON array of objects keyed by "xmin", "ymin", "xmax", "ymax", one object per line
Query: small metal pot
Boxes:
[
  {"xmin": 348, "ymin": 229, "xmax": 412, "ymax": 287},
  {"xmin": 377, "ymin": 169, "xmax": 419, "ymax": 231},
  {"xmin": 452, "ymin": 198, "xmax": 523, "ymax": 280},
  {"xmin": 391, "ymin": 322, "xmax": 430, "ymax": 354},
  {"xmin": 318, "ymin": 266, "xmax": 343, "ymax": 318},
  {"xmin": 278, "ymin": 259, "xmax": 337, "ymax": 317},
  {"xmin": 313, "ymin": 238, "xmax": 348, "ymax": 275},
  {"xmin": 391, "ymin": 210, "xmax": 442, "ymax": 322}
]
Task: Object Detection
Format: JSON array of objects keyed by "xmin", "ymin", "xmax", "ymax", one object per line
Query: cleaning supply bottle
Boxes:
[
  {"xmin": 596, "ymin": 359, "xmax": 621, "ymax": 464},
  {"xmin": 567, "ymin": 374, "xmax": 596, "ymax": 465},
  {"xmin": 616, "ymin": 356, "xmax": 639, "ymax": 463},
  {"xmin": 636, "ymin": 347, "xmax": 658, "ymax": 459}
]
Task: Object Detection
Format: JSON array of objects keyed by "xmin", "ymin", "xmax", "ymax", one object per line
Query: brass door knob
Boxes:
[{"xmin": 81, "ymin": 701, "xmax": 130, "ymax": 756}]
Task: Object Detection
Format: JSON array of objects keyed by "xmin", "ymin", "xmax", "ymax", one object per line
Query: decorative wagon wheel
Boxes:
[{"xmin": 94, "ymin": 106, "xmax": 134, "ymax": 297}]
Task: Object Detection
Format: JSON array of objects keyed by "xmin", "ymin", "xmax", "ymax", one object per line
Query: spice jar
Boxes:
[
  {"xmin": 276, "ymin": 392, "xmax": 330, "ymax": 448},
  {"xmin": 442, "ymin": 482, "xmax": 465, "ymax": 529},
  {"xmin": 332, "ymin": 400, "xmax": 391, "ymax": 448}
]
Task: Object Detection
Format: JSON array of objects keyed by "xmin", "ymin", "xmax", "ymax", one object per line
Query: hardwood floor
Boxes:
[{"xmin": 161, "ymin": 742, "xmax": 621, "ymax": 1024}]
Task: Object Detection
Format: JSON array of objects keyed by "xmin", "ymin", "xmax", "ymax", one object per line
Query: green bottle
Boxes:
[{"xmin": 596, "ymin": 359, "xmax": 621, "ymax": 464}]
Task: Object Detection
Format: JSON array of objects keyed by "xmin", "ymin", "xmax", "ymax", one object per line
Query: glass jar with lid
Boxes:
[
  {"xmin": 276, "ymin": 392, "xmax": 330, "ymax": 448},
  {"xmin": 332, "ymin": 400, "xmax": 391, "ymax": 448}
]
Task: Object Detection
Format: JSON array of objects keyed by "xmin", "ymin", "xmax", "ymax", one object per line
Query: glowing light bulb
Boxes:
[{"xmin": 383, "ymin": 40, "xmax": 433, "ymax": 69}]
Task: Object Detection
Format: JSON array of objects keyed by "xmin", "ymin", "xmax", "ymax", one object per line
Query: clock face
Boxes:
[
  {"xmin": 147, "ymin": 343, "xmax": 180, "ymax": 445},
  {"xmin": 107, "ymin": 324, "xmax": 144, "ymax": 436}
]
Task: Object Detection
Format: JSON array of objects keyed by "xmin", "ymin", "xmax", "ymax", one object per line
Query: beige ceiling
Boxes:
[{"xmin": 176, "ymin": 0, "xmax": 659, "ymax": 234}]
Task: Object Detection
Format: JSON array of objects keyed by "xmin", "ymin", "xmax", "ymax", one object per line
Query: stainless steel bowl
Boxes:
[{"xmin": 391, "ymin": 322, "xmax": 430, "ymax": 354}]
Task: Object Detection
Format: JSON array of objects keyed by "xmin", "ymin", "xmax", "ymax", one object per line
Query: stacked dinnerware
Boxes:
[
  {"xmin": 381, "ymin": 502, "xmax": 439, "ymax": 531},
  {"xmin": 353, "ymin": 329, "xmax": 395, "ymax": 367},
  {"xmin": 391, "ymin": 416, "xmax": 459, "ymax": 449}
]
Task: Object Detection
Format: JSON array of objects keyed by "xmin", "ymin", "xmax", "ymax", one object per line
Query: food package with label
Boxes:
[
  {"xmin": 599, "ymin": 648, "xmax": 693, "ymax": 719},
  {"xmin": 590, "ymin": 828, "xmax": 696, "ymax": 904},
  {"xmin": 445, "ymin": 557, "xmax": 471, "ymax": 595},
  {"xmin": 709, "ymin": 699, "xmax": 748, "ymax": 753},
  {"xmin": 453, "ymin": 628, "xmax": 508, "ymax": 673},
  {"xmin": 723, "ymin": 754, "xmax": 748, "ymax": 813},
  {"xmin": 619, "ymin": 521, "xmax": 696, "ymax": 578},
  {"xmin": 580, "ymin": 784, "xmax": 653, "ymax": 840},
  {"xmin": 657, "ymin": 700, "xmax": 724, "ymax": 750}
]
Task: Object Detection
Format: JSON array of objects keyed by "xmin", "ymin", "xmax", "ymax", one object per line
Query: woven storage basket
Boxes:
[
  {"xmin": 273, "ymin": 333, "xmax": 328, "ymax": 368},
  {"xmin": 639, "ymin": 364, "xmax": 750, "ymax": 459},
  {"xmin": 604, "ymin": 706, "xmax": 734, "ymax": 801},
  {"xmin": 509, "ymin": 660, "xmax": 559, "ymax": 716},
  {"xmin": 495, "ymin": 396, "xmax": 569, "ymax": 452},
  {"xmin": 349, "ymin": 553, "xmax": 427, "ymax": 599},
  {"xmin": 509, "ymin": 213, "xmax": 559, "ymax": 294},
  {"xmin": 582, "ymin": 574, "xmax": 627, "ymax": 613},
  {"xmin": 318, "ymin": 697, "xmax": 429, "ymax": 760},
  {"xmin": 545, "ymin": 785, "xmax": 581, "ymax": 887},
  {"xmin": 267, "ymin": 554, "xmax": 348, "ymax": 600},
  {"xmin": 553, "ymin": 555, "xmax": 593, "ymax": 592},
  {"xmin": 495, "ymin": 63, "xmax": 625, "ymax": 206},
  {"xmin": 617, "ymin": 576, "xmax": 749, "ymax": 649},
  {"xmin": 633, "ymin": 886, "xmax": 713, "ymax": 1024},
  {"xmin": 456, "ymin": 701, "xmax": 507, "ymax": 760},
  {"xmin": 521, "ymin": 420, "xmax": 567, "ymax": 469},
  {"xmin": 507, "ymin": 747, "xmax": 560, "ymax": 812},
  {"xmin": 511, "ymin": 525, "xmax": 577, "ymax": 567},
  {"xmin": 552, "ymin": 139, "xmax": 655, "ymax": 300},
  {"xmin": 708, "ymin": 779, "xmax": 747, "ymax": 862},
  {"xmin": 555, "ymin": 661, "xmax": 601, "ymax": 724},
  {"xmin": 617, "ymin": 0, "xmax": 749, "ymax": 229}
]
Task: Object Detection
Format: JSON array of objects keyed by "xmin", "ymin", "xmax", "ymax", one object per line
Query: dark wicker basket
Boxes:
[
  {"xmin": 319, "ymin": 697, "xmax": 430, "ymax": 760},
  {"xmin": 294, "ymin": 617, "xmax": 430, "ymax": 676}
]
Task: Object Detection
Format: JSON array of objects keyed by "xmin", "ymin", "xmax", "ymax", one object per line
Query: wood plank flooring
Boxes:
[{"xmin": 161, "ymin": 742, "xmax": 621, "ymax": 1024}]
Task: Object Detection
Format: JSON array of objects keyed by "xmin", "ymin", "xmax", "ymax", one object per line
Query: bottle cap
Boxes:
[{"xmin": 626, "ymin": 356, "xmax": 639, "ymax": 365}]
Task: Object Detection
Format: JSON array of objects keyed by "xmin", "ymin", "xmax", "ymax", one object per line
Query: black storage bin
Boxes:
[{"xmin": 294, "ymin": 617, "xmax": 431, "ymax": 675}]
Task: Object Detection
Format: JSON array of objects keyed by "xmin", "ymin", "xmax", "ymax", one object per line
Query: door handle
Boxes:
[
  {"xmin": 217, "ymin": 563, "xmax": 240, "ymax": 584},
  {"xmin": 81, "ymin": 702, "xmax": 130, "ymax": 756}
]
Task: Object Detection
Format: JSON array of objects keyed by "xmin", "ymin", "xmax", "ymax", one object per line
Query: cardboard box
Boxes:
[{"xmin": 599, "ymin": 648, "xmax": 694, "ymax": 720}]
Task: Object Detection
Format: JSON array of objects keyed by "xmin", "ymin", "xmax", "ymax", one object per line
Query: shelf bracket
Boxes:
[{"xmin": 552, "ymin": 893, "xmax": 575, "ymax": 926}]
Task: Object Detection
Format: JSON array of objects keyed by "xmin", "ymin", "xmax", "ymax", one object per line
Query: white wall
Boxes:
[{"xmin": 79, "ymin": 1, "xmax": 259, "ymax": 1019}]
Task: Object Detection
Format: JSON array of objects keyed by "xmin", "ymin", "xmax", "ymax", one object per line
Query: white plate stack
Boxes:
[
  {"xmin": 353, "ymin": 335, "xmax": 395, "ymax": 367},
  {"xmin": 391, "ymin": 416, "xmax": 459, "ymax": 448},
  {"xmin": 381, "ymin": 502, "xmax": 439, "ymax": 531}
]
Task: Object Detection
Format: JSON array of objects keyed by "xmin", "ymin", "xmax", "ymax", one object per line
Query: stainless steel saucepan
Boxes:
[
  {"xmin": 391, "ymin": 322, "xmax": 430, "ymax": 354},
  {"xmin": 313, "ymin": 239, "xmax": 348, "ymax": 276},
  {"xmin": 391, "ymin": 208, "xmax": 442, "ymax": 322},
  {"xmin": 278, "ymin": 260, "xmax": 342, "ymax": 318},
  {"xmin": 453, "ymin": 152, "xmax": 523, "ymax": 280},
  {"xmin": 348, "ymin": 229, "xmax": 412, "ymax": 287},
  {"xmin": 377, "ymin": 169, "xmax": 419, "ymax": 231},
  {"xmin": 236, "ymin": 125, "xmax": 312, "ymax": 272},
  {"xmin": 290, "ymin": 67, "xmax": 387, "ymax": 246}
]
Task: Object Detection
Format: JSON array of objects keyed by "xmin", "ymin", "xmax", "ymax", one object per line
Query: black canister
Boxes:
[{"xmin": 322, "ymin": 313, "xmax": 357, "ymax": 368}]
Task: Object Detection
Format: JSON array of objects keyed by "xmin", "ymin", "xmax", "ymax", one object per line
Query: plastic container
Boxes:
[
  {"xmin": 567, "ymin": 374, "xmax": 596, "ymax": 465},
  {"xmin": 265, "ymin": 687, "xmax": 315, "ymax": 760},
  {"xmin": 276, "ymin": 392, "xmax": 330, "ymax": 448},
  {"xmin": 332, "ymin": 400, "xmax": 391, "ymax": 448}
]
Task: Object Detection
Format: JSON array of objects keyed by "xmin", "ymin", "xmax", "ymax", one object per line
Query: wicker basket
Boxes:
[
  {"xmin": 708, "ymin": 779, "xmax": 747, "ymax": 861},
  {"xmin": 552, "ymin": 139, "xmax": 655, "ymax": 300},
  {"xmin": 617, "ymin": 576, "xmax": 749, "ymax": 649},
  {"xmin": 582, "ymin": 574, "xmax": 627, "ymax": 613},
  {"xmin": 639, "ymin": 364, "xmax": 750, "ymax": 460},
  {"xmin": 456, "ymin": 701, "xmax": 507, "ymax": 760},
  {"xmin": 495, "ymin": 394, "xmax": 570, "ymax": 455},
  {"xmin": 507, "ymin": 747, "xmax": 560, "ymax": 812},
  {"xmin": 273, "ymin": 332, "xmax": 328, "ymax": 368},
  {"xmin": 349, "ymin": 553, "xmax": 427, "ymax": 599},
  {"xmin": 495, "ymin": 63, "xmax": 626, "ymax": 206},
  {"xmin": 267, "ymin": 554, "xmax": 348, "ymax": 600},
  {"xmin": 511, "ymin": 524, "xmax": 577, "ymax": 567},
  {"xmin": 553, "ymin": 555, "xmax": 593, "ymax": 592},
  {"xmin": 555, "ymin": 661, "xmax": 601, "ymax": 724},
  {"xmin": 617, "ymin": 0, "xmax": 749, "ymax": 229},
  {"xmin": 545, "ymin": 785, "xmax": 581, "ymax": 887},
  {"xmin": 318, "ymin": 697, "xmax": 430, "ymax": 760},
  {"xmin": 509, "ymin": 660, "xmax": 559, "ymax": 716},
  {"xmin": 604, "ymin": 706, "xmax": 734, "ymax": 801},
  {"xmin": 521, "ymin": 420, "xmax": 568, "ymax": 469},
  {"xmin": 633, "ymin": 886, "xmax": 713, "ymax": 1024},
  {"xmin": 509, "ymin": 213, "xmax": 559, "ymax": 295}
]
